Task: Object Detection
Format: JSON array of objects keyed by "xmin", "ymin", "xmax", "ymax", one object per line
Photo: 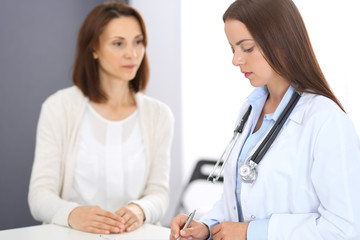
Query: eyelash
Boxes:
[
  {"xmin": 243, "ymin": 46, "xmax": 254, "ymax": 53},
  {"xmin": 136, "ymin": 39, "xmax": 144, "ymax": 45},
  {"xmin": 230, "ymin": 46, "xmax": 254, "ymax": 53}
]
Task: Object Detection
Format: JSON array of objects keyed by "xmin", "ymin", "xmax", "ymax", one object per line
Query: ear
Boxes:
[{"xmin": 92, "ymin": 50, "xmax": 98, "ymax": 59}]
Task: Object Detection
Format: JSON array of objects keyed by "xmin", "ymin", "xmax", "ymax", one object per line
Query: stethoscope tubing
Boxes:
[
  {"xmin": 250, "ymin": 92, "xmax": 300, "ymax": 164},
  {"xmin": 207, "ymin": 105, "xmax": 252, "ymax": 183},
  {"xmin": 208, "ymin": 91, "xmax": 301, "ymax": 183}
]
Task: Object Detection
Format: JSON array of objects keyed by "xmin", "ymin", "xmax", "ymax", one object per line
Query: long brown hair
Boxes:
[
  {"xmin": 72, "ymin": 0, "xmax": 149, "ymax": 102},
  {"xmin": 224, "ymin": 0, "xmax": 344, "ymax": 111}
]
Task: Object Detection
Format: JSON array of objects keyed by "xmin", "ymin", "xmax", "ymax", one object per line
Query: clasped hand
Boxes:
[{"xmin": 68, "ymin": 203, "xmax": 145, "ymax": 234}]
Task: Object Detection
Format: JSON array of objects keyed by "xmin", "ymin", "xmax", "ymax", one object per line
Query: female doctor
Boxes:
[{"xmin": 170, "ymin": 0, "xmax": 360, "ymax": 239}]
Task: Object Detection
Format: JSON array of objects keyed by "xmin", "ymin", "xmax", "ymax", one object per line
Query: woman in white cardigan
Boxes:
[{"xmin": 28, "ymin": 1, "xmax": 174, "ymax": 235}]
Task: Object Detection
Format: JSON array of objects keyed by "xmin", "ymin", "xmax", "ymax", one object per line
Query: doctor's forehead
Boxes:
[{"xmin": 224, "ymin": 19, "xmax": 254, "ymax": 43}]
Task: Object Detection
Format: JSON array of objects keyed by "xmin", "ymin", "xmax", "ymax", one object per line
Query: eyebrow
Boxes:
[
  {"xmin": 110, "ymin": 34, "xmax": 144, "ymax": 40},
  {"xmin": 234, "ymin": 39, "xmax": 254, "ymax": 46}
]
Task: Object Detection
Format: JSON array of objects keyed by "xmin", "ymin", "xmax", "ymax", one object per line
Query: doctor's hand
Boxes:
[
  {"xmin": 169, "ymin": 213, "xmax": 209, "ymax": 240},
  {"xmin": 68, "ymin": 205, "xmax": 125, "ymax": 234},
  {"xmin": 212, "ymin": 222, "xmax": 249, "ymax": 240},
  {"xmin": 115, "ymin": 203, "xmax": 145, "ymax": 232}
]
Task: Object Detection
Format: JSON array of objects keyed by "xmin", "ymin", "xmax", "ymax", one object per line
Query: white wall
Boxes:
[
  {"xmin": 182, "ymin": 0, "xmax": 360, "ymax": 180},
  {"xmin": 181, "ymin": 0, "xmax": 249, "ymax": 180},
  {"xmin": 293, "ymin": 0, "xmax": 360, "ymax": 130}
]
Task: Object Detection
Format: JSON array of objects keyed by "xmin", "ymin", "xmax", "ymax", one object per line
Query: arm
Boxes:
[
  {"xmin": 28, "ymin": 96, "xmax": 78, "ymax": 226},
  {"xmin": 131, "ymin": 103, "xmax": 175, "ymax": 224}
]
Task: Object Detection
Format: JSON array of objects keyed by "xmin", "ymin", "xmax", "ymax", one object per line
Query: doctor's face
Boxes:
[
  {"xmin": 224, "ymin": 19, "xmax": 283, "ymax": 87},
  {"xmin": 93, "ymin": 16, "xmax": 145, "ymax": 83}
]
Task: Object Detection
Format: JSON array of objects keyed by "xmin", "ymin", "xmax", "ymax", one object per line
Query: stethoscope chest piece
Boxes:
[{"xmin": 239, "ymin": 160, "xmax": 258, "ymax": 183}]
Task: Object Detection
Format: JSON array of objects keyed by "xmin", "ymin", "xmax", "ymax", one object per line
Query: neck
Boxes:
[
  {"xmin": 266, "ymin": 79, "xmax": 290, "ymax": 106},
  {"xmin": 99, "ymin": 76, "xmax": 135, "ymax": 108}
]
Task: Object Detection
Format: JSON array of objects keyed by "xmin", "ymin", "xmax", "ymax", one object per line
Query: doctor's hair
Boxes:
[
  {"xmin": 72, "ymin": 0, "xmax": 149, "ymax": 103},
  {"xmin": 223, "ymin": 0, "xmax": 344, "ymax": 112}
]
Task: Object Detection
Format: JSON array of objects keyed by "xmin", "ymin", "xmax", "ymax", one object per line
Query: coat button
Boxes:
[
  {"xmin": 251, "ymin": 215, "xmax": 256, "ymax": 219},
  {"xmin": 233, "ymin": 206, "xmax": 236, "ymax": 211}
]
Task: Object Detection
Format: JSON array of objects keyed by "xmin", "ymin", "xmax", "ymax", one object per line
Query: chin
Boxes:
[
  {"xmin": 249, "ymin": 79, "xmax": 266, "ymax": 88},
  {"xmin": 121, "ymin": 73, "xmax": 137, "ymax": 81}
]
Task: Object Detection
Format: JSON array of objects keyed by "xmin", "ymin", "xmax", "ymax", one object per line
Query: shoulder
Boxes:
[
  {"xmin": 42, "ymin": 86, "xmax": 86, "ymax": 109},
  {"xmin": 135, "ymin": 92, "xmax": 174, "ymax": 121},
  {"xmin": 295, "ymin": 92, "xmax": 352, "ymax": 128},
  {"xmin": 40, "ymin": 86, "xmax": 87, "ymax": 118},
  {"xmin": 299, "ymin": 93, "xmax": 345, "ymax": 117},
  {"xmin": 43, "ymin": 86, "xmax": 85, "ymax": 106}
]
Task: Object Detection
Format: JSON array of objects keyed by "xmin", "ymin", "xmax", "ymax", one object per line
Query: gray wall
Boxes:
[{"xmin": 0, "ymin": 0, "xmax": 103, "ymax": 230}]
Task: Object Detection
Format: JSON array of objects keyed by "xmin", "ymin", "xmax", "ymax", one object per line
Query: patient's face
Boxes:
[{"xmin": 93, "ymin": 16, "xmax": 145, "ymax": 84}]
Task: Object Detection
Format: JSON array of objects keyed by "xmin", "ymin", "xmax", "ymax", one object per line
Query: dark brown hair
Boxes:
[
  {"xmin": 224, "ymin": 0, "xmax": 344, "ymax": 111},
  {"xmin": 73, "ymin": 0, "xmax": 149, "ymax": 102}
]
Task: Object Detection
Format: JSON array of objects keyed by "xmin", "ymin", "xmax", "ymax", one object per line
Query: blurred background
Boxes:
[{"xmin": 0, "ymin": 0, "xmax": 359, "ymax": 230}]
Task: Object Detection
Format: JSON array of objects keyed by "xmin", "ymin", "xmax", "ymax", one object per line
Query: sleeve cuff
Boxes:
[
  {"xmin": 247, "ymin": 219, "xmax": 269, "ymax": 240},
  {"xmin": 200, "ymin": 218, "xmax": 219, "ymax": 240},
  {"xmin": 130, "ymin": 200, "xmax": 153, "ymax": 224},
  {"xmin": 51, "ymin": 202, "xmax": 79, "ymax": 227}
]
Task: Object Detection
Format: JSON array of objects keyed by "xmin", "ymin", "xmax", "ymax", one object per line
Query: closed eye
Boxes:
[{"xmin": 243, "ymin": 46, "xmax": 254, "ymax": 53}]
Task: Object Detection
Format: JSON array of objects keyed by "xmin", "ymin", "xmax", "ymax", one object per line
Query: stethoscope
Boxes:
[{"xmin": 208, "ymin": 91, "xmax": 301, "ymax": 184}]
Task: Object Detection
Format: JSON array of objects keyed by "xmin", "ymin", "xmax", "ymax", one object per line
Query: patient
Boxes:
[{"xmin": 28, "ymin": 0, "xmax": 174, "ymax": 235}]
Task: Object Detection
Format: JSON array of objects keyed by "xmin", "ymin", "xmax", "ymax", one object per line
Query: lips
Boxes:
[
  {"xmin": 123, "ymin": 65, "xmax": 136, "ymax": 69},
  {"xmin": 242, "ymin": 71, "xmax": 252, "ymax": 78}
]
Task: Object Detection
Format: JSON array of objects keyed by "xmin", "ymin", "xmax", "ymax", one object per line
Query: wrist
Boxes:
[
  {"xmin": 201, "ymin": 222, "xmax": 210, "ymax": 239},
  {"xmin": 68, "ymin": 206, "xmax": 79, "ymax": 228},
  {"xmin": 129, "ymin": 203, "xmax": 146, "ymax": 222}
]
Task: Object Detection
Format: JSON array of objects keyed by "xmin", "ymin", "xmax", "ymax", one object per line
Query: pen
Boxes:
[{"xmin": 176, "ymin": 209, "xmax": 196, "ymax": 240}]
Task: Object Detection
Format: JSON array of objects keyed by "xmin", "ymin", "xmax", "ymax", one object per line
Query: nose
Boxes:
[
  {"xmin": 124, "ymin": 45, "xmax": 137, "ymax": 58},
  {"xmin": 232, "ymin": 50, "xmax": 245, "ymax": 66}
]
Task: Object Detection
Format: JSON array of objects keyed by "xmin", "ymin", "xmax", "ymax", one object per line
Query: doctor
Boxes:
[{"xmin": 170, "ymin": 0, "xmax": 360, "ymax": 239}]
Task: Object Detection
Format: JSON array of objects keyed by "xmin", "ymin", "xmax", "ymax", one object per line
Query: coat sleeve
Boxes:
[
  {"xmin": 28, "ymin": 94, "xmax": 78, "ymax": 226},
  {"xmin": 131, "ymin": 102, "xmax": 174, "ymax": 224},
  {"xmin": 268, "ymin": 110, "xmax": 360, "ymax": 240}
]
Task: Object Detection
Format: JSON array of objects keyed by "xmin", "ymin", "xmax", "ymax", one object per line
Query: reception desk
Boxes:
[{"xmin": 0, "ymin": 223, "xmax": 170, "ymax": 240}]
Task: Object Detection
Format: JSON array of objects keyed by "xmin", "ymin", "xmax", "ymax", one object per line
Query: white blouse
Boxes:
[{"xmin": 69, "ymin": 102, "xmax": 146, "ymax": 212}]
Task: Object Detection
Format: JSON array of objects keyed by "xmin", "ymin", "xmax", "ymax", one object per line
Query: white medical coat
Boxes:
[{"xmin": 201, "ymin": 91, "xmax": 360, "ymax": 240}]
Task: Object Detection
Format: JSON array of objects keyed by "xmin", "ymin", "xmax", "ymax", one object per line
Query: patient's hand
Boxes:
[
  {"xmin": 115, "ymin": 203, "xmax": 145, "ymax": 232},
  {"xmin": 68, "ymin": 205, "xmax": 124, "ymax": 234}
]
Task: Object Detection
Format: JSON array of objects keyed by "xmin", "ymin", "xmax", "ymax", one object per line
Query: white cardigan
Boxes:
[{"xmin": 28, "ymin": 86, "xmax": 174, "ymax": 227}]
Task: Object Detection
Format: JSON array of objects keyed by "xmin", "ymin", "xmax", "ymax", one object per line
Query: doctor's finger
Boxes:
[
  {"xmin": 169, "ymin": 214, "xmax": 189, "ymax": 239},
  {"xmin": 211, "ymin": 224, "xmax": 221, "ymax": 236}
]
